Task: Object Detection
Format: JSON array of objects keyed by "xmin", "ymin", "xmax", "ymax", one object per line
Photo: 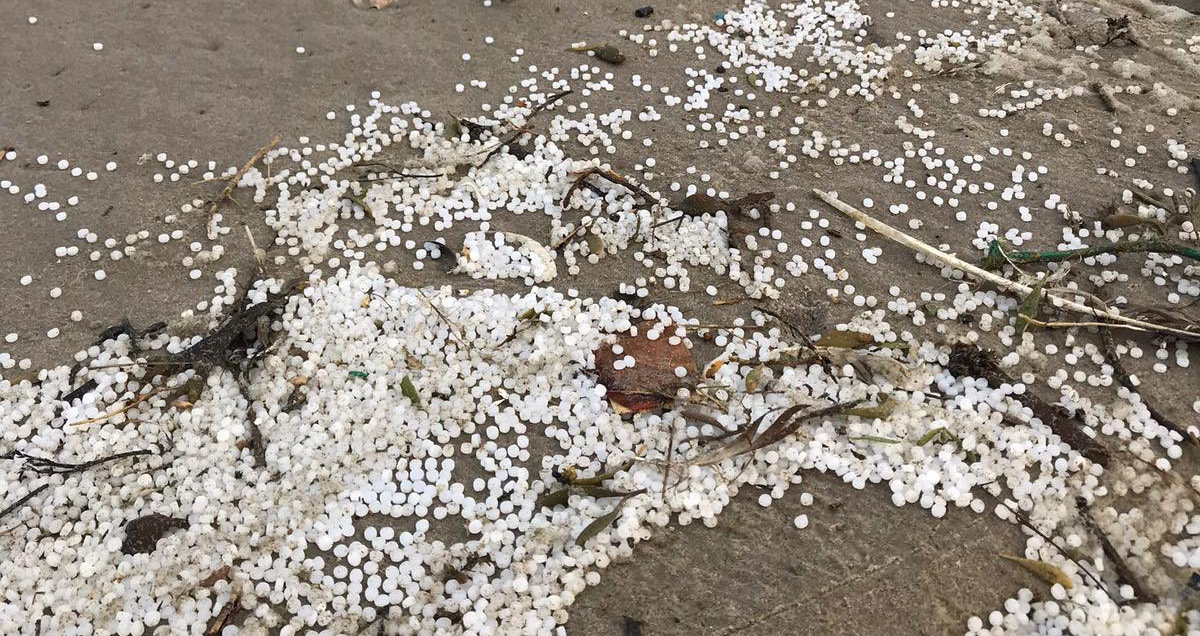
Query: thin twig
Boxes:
[
  {"xmin": 4, "ymin": 448, "xmax": 156, "ymax": 475},
  {"xmin": 68, "ymin": 387, "xmax": 166, "ymax": 428},
  {"xmin": 478, "ymin": 90, "xmax": 572, "ymax": 167},
  {"xmin": 208, "ymin": 135, "xmax": 281, "ymax": 216},
  {"xmin": 981, "ymin": 491, "xmax": 1117, "ymax": 602},
  {"xmin": 551, "ymin": 218, "xmax": 593, "ymax": 251},
  {"xmin": 662, "ymin": 420, "xmax": 677, "ymax": 500},
  {"xmin": 418, "ymin": 289, "xmax": 472, "ymax": 352},
  {"xmin": 0, "ymin": 484, "xmax": 48, "ymax": 523},
  {"xmin": 813, "ymin": 189, "xmax": 1199, "ymax": 340},
  {"xmin": 563, "ymin": 167, "xmax": 664, "ymax": 213},
  {"xmin": 0, "ymin": 447, "xmax": 157, "ymax": 522},
  {"xmin": 1097, "ymin": 328, "xmax": 1195, "ymax": 445},
  {"xmin": 352, "ymin": 160, "xmax": 444, "ymax": 180},
  {"xmin": 1076, "ymin": 499, "xmax": 1156, "ymax": 603}
]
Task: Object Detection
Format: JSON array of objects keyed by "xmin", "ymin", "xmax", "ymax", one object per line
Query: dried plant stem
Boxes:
[
  {"xmin": 478, "ymin": 90, "xmax": 572, "ymax": 167},
  {"xmin": 417, "ymin": 290, "xmax": 472, "ymax": 352},
  {"xmin": 68, "ymin": 387, "xmax": 166, "ymax": 428},
  {"xmin": 813, "ymin": 189, "xmax": 1199, "ymax": 340},
  {"xmin": 208, "ymin": 135, "xmax": 281, "ymax": 216},
  {"xmin": 982, "ymin": 491, "xmax": 1116, "ymax": 602}
]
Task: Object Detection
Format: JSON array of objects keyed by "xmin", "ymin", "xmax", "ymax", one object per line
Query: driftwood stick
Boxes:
[{"xmin": 813, "ymin": 189, "xmax": 1199, "ymax": 340}]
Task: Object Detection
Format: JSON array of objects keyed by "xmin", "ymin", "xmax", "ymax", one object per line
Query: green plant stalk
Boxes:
[{"xmin": 983, "ymin": 238, "xmax": 1200, "ymax": 270}]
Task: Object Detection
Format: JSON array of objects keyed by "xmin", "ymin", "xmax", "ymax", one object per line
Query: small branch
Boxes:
[
  {"xmin": 0, "ymin": 447, "xmax": 158, "ymax": 522},
  {"xmin": 352, "ymin": 160, "xmax": 444, "ymax": 180},
  {"xmin": 0, "ymin": 484, "xmax": 48, "ymax": 523},
  {"xmin": 563, "ymin": 167, "xmax": 663, "ymax": 209},
  {"xmin": 208, "ymin": 135, "xmax": 282, "ymax": 216},
  {"xmin": 1097, "ymin": 328, "xmax": 1195, "ymax": 446},
  {"xmin": 813, "ymin": 189, "xmax": 1199, "ymax": 340},
  {"xmin": 4, "ymin": 448, "xmax": 156, "ymax": 475},
  {"xmin": 67, "ymin": 387, "xmax": 166, "ymax": 428},
  {"xmin": 478, "ymin": 90, "xmax": 572, "ymax": 168},
  {"xmin": 980, "ymin": 490, "xmax": 1117, "ymax": 603},
  {"xmin": 417, "ymin": 289, "xmax": 472, "ymax": 352},
  {"xmin": 1076, "ymin": 498, "xmax": 1156, "ymax": 603},
  {"xmin": 551, "ymin": 218, "xmax": 593, "ymax": 251}
]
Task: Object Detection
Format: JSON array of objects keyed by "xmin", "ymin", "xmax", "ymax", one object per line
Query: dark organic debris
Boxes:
[
  {"xmin": 61, "ymin": 378, "xmax": 99, "ymax": 404},
  {"xmin": 1077, "ymin": 497, "xmax": 1156, "ymax": 603},
  {"xmin": 946, "ymin": 344, "xmax": 1109, "ymax": 465},
  {"xmin": 0, "ymin": 447, "xmax": 159, "ymax": 522},
  {"xmin": 94, "ymin": 319, "xmax": 167, "ymax": 352},
  {"xmin": 654, "ymin": 191, "xmax": 775, "ymax": 248},
  {"xmin": 121, "ymin": 513, "xmax": 188, "ymax": 555},
  {"xmin": 1102, "ymin": 15, "xmax": 1138, "ymax": 47},
  {"xmin": 443, "ymin": 554, "xmax": 494, "ymax": 585},
  {"xmin": 569, "ymin": 44, "xmax": 626, "ymax": 65},
  {"xmin": 157, "ymin": 278, "xmax": 305, "ymax": 381},
  {"xmin": 1098, "ymin": 328, "xmax": 1194, "ymax": 445}
]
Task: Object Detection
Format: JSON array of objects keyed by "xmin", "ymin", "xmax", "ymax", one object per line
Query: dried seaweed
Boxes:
[
  {"xmin": 122, "ymin": 513, "xmax": 188, "ymax": 555},
  {"xmin": 947, "ymin": 344, "xmax": 1109, "ymax": 465}
]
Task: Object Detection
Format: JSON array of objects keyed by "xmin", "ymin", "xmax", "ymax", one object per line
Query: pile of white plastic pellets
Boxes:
[{"xmin": 3, "ymin": 0, "xmax": 1200, "ymax": 635}]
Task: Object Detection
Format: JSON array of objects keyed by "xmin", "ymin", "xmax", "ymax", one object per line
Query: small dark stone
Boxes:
[
  {"xmin": 634, "ymin": 6, "xmax": 654, "ymax": 18},
  {"xmin": 36, "ymin": 100, "xmax": 50, "ymax": 107},
  {"xmin": 622, "ymin": 616, "xmax": 644, "ymax": 636}
]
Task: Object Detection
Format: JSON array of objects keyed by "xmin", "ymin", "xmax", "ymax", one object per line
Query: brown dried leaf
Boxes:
[
  {"xmin": 200, "ymin": 565, "xmax": 232, "ymax": 588},
  {"xmin": 999, "ymin": 554, "xmax": 1073, "ymax": 589},
  {"xmin": 815, "ymin": 330, "xmax": 874, "ymax": 349},
  {"xmin": 679, "ymin": 193, "xmax": 723, "ymax": 217},
  {"xmin": 594, "ymin": 320, "xmax": 696, "ymax": 414},
  {"xmin": 1102, "ymin": 212, "xmax": 1162, "ymax": 232},
  {"xmin": 703, "ymin": 357, "xmax": 726, "ymax": 379}
]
